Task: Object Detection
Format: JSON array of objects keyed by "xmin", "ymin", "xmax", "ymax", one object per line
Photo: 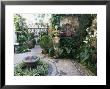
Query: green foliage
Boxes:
[
  {"xmin": 79, "ymin": 48, "xmax": 90, "ymax": 63},
  {"xmin": 51, "ymin": 14, "xmax": 80, "ymax": 29},
  {"xmin": 51, "ymin": 14, "xmax": 97, "ymax": 75},
  {"xmin": 48, "ymin": 47, "xmax": 55, "ymax": 57},
  {"xmin": 51, "ymin": 14, "xmax": 61, "ymax": 29},
  {"xmin": 59, "ymin": 37, "xmax": 75, "ymax": 58},
  {"xmin": 39, "ymin": 31, "xmax": 48, "ymax": 37},
  {"xmin": 77, "ymin": 44, "xmax": 91, "ymax": 63},
  {"xmin": 17, "ymin": 35, "xmax": 28, "ymax": 44},
  {"xmin": 14, "ymin": 60, "xmax": 48, "ymax": 76},
  {"xmin": 14, "ymin": 14, "xmax": 28, "ymax": 32},
  {"xmin": 32, "ymin": 39, "xmax": 36, "ymax": 46},
  {"xmin": 14, "ymin": 14, "xmax": 36, "ymax": 53},
  {"xmin": 29, "ymin": 33, "xmax": 35, "ymax": 40},
  {"xmin": 76, "ymin": 15, "xmax": 97, "ymax": 75},
  {"xmin": 87, "ymin": 62, "xmax": 97, "ymax": 75},
  {"xmin": 39, "ymin": 35, "xmax": 53, "ymax": 50},
  {"xmin": 37, "ymin": 31, "xmax": 48, "ymax": 43},
  {"xmin": 16, "ymin": 45, "xmax": 28, "ymax": 53}
]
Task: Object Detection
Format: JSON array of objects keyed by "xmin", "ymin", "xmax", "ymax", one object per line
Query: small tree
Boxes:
[{"xmin": 14, "ymin": 14, "xmax": 36, "ymax": 53}]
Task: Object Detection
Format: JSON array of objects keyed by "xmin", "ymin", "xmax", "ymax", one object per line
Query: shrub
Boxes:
[
  {"xmin": 14, "ymin": 14, "xmax": 36, "ymax": 53},
  {"xmin": 14, "ymin": 60, "xmax": 48, "ymax": 76},
  {"xmin": 16, "ymin": 45, "xmax": 29, "ymax": 53},
  {"xmin": 39, "ymin": 31, "xmax": 48, "ymax": 37},
  {"xmin": 48, "ymin": 47, "xmax": 55, "ymax": 57},
  {"xmin": 39, "ymin": 35, "xmax": 53, "ymax": 52},
  {"xmin": 26, "ymin": 39, "xmax": 36, "ymax": 49}
]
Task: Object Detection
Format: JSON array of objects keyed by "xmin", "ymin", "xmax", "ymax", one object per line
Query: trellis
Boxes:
[{"xmin": 27, "ymin": 23, "xmax": 49, "ymax": 36}]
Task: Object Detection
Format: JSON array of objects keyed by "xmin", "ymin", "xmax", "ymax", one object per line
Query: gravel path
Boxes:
[{"xmin": 14, "ymin": 45, "xmax": 94, "ymax": 76}]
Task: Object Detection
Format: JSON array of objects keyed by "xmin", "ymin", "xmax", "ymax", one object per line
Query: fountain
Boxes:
[{"xmin": 23, "ymin": 56, "xmax": 40, "ymax": 68}]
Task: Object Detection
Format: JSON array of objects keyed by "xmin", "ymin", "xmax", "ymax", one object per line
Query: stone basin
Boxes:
[
  {"xmin": 23, "ymin": 56, "xmax": 40, "ymax": 63},
  {"xmin": 23, "ymin": 56, "xmax": 40, "ymax": 68}
]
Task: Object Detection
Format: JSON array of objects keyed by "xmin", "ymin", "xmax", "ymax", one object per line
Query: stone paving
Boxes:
[
  {"xmin": 14, "ymin": 45, "xmax": 94, "ymax": 76},
  {"xmin": 54, "ymin": 59, "xmax": 81, "ymax": 76}
]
